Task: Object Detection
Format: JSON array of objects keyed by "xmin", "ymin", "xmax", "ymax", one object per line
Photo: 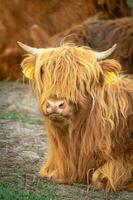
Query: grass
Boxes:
[
  {"xmin": 0, "ymin": 172, "xmax": 101, "ymax": 200},
  {"xmin": 0, "ymin": 182, "xmax": 57, "ymax": 200},
  {"xmin": 0, "ymin": 111, "xmax": 43, "ymax": 125},
  {"xmin": 0, "ymin": 172, "xmax": 58, "ymax": 200}
]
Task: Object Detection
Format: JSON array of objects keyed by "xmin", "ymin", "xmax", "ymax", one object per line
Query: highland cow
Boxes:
[
  {"xmin": 18, "ymin": 42, "xmax": 133, "ymax": 191},
  {"xmin": 47, "ymin": 17, "xmax": 133, "ymax": 74}
]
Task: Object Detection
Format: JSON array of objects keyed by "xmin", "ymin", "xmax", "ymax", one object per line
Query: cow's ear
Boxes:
[
  {"xmin": 99, "ymin": 59, "xmax": 121, "ymax": 74},
  {"xmin": 99, "ymin": 59, "xmax": 121, "ymax": 86},
  {"xmin": 21, "ymin": 55, "xmax": 36, "ymax": 80}
]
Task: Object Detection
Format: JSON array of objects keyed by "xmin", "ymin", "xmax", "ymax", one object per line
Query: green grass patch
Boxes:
[
  {"xmin": 0, "ymin": 111, "xmax": 43, "ymax": 125},
  {"xmin": 0, "ymin": 172, "xmax": 58, "ymax": 200},
  {"xmin": 0, "ymin": 182, "xmax": 57, "ymax": 200}
]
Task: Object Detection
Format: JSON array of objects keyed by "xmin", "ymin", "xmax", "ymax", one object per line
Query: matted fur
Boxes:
[{"xmin": 21, "ymin": 44, "xmax": 133, "ymax": 191}]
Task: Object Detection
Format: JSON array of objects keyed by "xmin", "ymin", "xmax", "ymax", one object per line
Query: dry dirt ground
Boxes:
[{"xmin": 0, "ymin": 81, "xmax": 132, "ymax": 200}]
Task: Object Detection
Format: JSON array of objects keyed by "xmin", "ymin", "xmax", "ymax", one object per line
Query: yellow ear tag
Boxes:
[
  {"xmin": 22, "ymin": 66, "xmax": 34, "ymax": 79},
  {"xmin": 104, "ymin": 72, "xmax": 117, "ymax": 85}
]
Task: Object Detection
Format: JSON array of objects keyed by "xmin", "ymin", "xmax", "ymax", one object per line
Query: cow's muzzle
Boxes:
[{"xmin": 43, "ymin": 99, "xmax": 70, "ymax": 122}]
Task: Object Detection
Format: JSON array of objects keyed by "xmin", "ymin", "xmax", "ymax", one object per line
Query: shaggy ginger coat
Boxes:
[{"xmin": 21, "ymin": 44, "xmax": 133, "ymax": 191}]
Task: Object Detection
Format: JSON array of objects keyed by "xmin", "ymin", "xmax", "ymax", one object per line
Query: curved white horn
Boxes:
[
  {"xmin": 94, "ymin": 44, "xmax": 117, "ymax": 60},
  {"xmin": 17, "ymin": 41, "xmax": 44, "ymax": 56}
]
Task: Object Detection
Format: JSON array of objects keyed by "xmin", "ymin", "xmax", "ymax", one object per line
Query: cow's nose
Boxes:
[{"xmin": 46, "ymin": 100, "xmax": 65, "ymax": 114}]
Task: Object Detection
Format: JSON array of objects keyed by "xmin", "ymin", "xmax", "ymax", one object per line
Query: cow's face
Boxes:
[
  {"xmin": 18, "ymin": 42, "xmax": 117, "ymax": 125},
  {"xmin": 38, "ymin": 48, "xmax": 86, "ymax": 124},
  {"xmin": 35, "ymin": 48, "xmax": 98, "ymax": 125}
]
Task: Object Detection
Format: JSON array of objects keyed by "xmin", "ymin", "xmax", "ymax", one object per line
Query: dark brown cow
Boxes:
[
  {"xmin": 44, "ymin": 17, "xmax": 133, "ymax": 74},
  {"xmin": 0, "ymin": 0, "xmax": 96, "ymax": 80}
]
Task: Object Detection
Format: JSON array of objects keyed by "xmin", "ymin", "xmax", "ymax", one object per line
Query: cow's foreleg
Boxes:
[
  {"xmin": 91, "ymin": 159, "xmax": 133, "ymax": 191},
  {"xmin": 39, "ymin": 158, "xmax": 57, "ymax": 178}
]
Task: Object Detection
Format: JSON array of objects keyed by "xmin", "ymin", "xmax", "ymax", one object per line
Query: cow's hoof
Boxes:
[
  {"xmin": 39, "ymin": 165, "xmax": 55, "ymax": 178},
  {"xmin": 92, "ymin": 168, "xmax": 109, "ymax": 190}
]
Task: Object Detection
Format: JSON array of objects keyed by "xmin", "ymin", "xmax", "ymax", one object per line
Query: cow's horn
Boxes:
[
  {"xmin": 94, "ymin": 44, "xmax": 117, "ymax": 60},
  {"xmin": 17, "ymin": 41, "xmax": 44, "ymax": 56}
]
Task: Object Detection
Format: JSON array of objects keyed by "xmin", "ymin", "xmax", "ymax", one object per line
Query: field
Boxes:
[{"xmin": 0, "ymin": 81, "xmax": 132, "ymax": 200}]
